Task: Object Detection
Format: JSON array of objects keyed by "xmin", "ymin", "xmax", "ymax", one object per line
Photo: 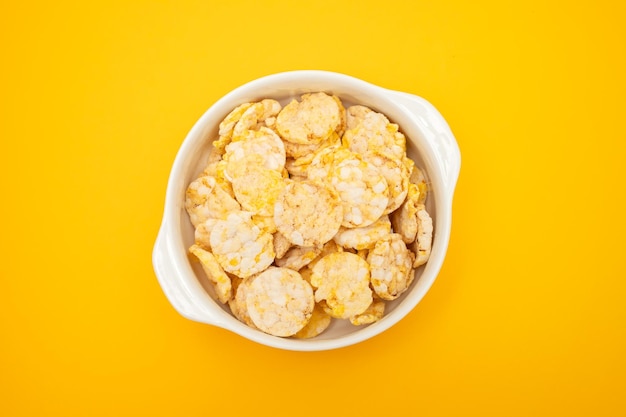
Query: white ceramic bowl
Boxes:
[{"xmin": 152, "ymin": 70, "xmax": 460, "ymax": 351}]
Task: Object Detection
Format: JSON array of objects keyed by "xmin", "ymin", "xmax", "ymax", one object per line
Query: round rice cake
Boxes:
[
  {"xmin": 368, "ymin": 233, "xmax": 415, "ymax": 300},
  {"xmin": 231, "ymin": 166, "xmax": 286, "ymax": 217},
  {"xmin": 342, "ymin": 109, "xmax": 406, "ymax": 161},
  {"xmin": 276, "ymin": 92, "xmax": 344, "ymax": 145},
  {"xmin": 274, "ymin": 180, "xmax": 342, "ymax": 247},
  {"xmin": 209, "ymin": 211, "xmax": 275, "ymax": 279},
  {"xmin": 329, "ymin": 155, "xmax": 389, "ymax": 228},
  {"xmin": 223, "ymin": 127, "xmax": 286, "ymax": 180},
  {"xmin": 245, "ymin": 267, "xmax": 314, "ymax": 337},
  {"xmin": 310, "ymin": 252, "xmax": 372, "ymax": 319},
  {"xmin": 184, "ymin": 175, "xmax": 241, "ymax": 227}
]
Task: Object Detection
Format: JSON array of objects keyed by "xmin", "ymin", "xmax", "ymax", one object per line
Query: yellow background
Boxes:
[{"xmin": 2, "ymin": 0, "xmax": 625, "ymax": 415}]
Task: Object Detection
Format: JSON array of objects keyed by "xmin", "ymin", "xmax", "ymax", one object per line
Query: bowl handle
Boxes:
[
  {"xmin": 152, "ymin": 223, "xmax": 224, "ymax": 326},
  {"xmin": 389, "ymin": 90, "xmax": 461, "ymax": 197}
]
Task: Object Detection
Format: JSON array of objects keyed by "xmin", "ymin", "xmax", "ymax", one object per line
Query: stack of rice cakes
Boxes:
[{"xmin": 185, "ymin": 92, "xmax": 433, "ymax": 338}]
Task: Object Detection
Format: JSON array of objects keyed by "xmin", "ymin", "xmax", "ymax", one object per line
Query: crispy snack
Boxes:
[
  {"xmin": 184, "ymin": 175, "xmax": 241, "ymax": 227},
  {"xmin": 231, "ymin": 166, "xmax": 286, "ymax": 217},
  {"xmin": 228, "ymin": 276, "xmax": 258, "ymax": 329},
  {"xmin": 184, "ymin": 94, "xmax": 434, "ymax": 337},
  {"xmin": 299, "ymin": 240, "xmax": 343, "ymax": 284},
  {"xmin": 306, "ymin": 144, "xmax": 353, "ymax": 182},
  {"xmin": 349, "ymin": 299, "xmax": 385, "ymax": 325},
  {"xmin": 283, "ymin": 139, "xmax": 320, "ymax": 160},
  {"xmin": 410, "ymin": 165, "xmax": 429, "ymax": 205},
  {"xmin": 188, "ymin": 244, "xmax": 232, "ymax": 304},
  {"xmin": 309, "ymin": 143, "xmax": 407, "ymax": 217},
  {"xmin": 333, "ymin": 215, "xmax": 392, "ymax": 250},
  {"xmin": 273, "ymin": 231, "xmax": 292, "ymax": 259},
  {"xmin": 390, "ymin": 183, "xmax": 420, "ymax": 244},
  {"xmin": 310, "ymin": 252, "xmax": 372, "ymax": 319},
  {"xmin": 284, "ymin": 157, "xmax": 311, "ymax": 178},
  {"xmin": 293, "ymin": 303, "xmax": 332, "ymax": 339},
  {"xmin": 276, "ymin": 92, "xmax": 344, "ymax": 145},
  {"xmin": 365, "ymin": 152, "xmax": 410, "ymax": 214},
  {"xmin": 251, "ymin": 214, "xmax": 277, "ymax": 234},
  {"xmin": 345, "ymin": 105, "xmax": 374, "ymax": 130},
  {"xmin": 245, "ymin": 267, "xmax": 314, "ymax": 337},
  {"xmin": 275, "ymin": 245, "xmax": 323, "ymax": 271},
  {"xmin": 194, "ymin": 218, "xmax": 220, "ymax": 251},
  {"xmin": 330, "ymin": 155, "xmax": 389, "ymax": 228},
  {"xmin": 332, "ymin": 95, "xmax": 347, "ymax": 137},
  {"xmin": 232, "ymin": 99, "xmax": 282, "ymax": 138},
  {"xmin": 274, "ymin": 180, "xmax": 343, "ymax": 247},
  {"xmin": 342, "ymin": 107, "xmax": 406, "ymax": 161},
  {"xmin": 202, "ymin": 159, "xmax": 235, "ymax": 198},
  {"xmin": 368, "ymin": 233, "xmax": 415, "ymax": 300},
  {"xmin": 213, "ymin": 102, "xmax": 254, "ymax": 154},
  {"xmin": 411, "ymin": 205, "xmax": 433, "ymax": 267},
  {"xmin": 224, "ymin": 127, "xmax": 286, "ymax": 180},
  {"xmin": 283, "ymin": 131, "xmax": 340, "ymax": 159},
  {"xmin": 209, "ymin": 211, "xmax": 275, "ymax": 279}
]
